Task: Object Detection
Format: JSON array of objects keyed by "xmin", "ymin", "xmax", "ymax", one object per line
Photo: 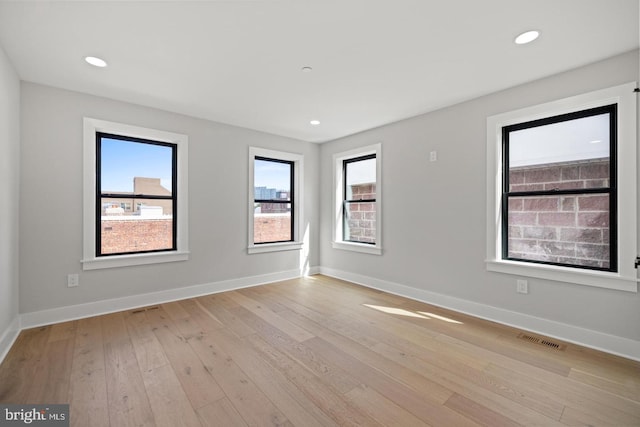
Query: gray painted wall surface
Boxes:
[
  {"xmin": 0, "ymin": 44, "xmax": 20, "ymax": 335},
  {"xmin": 19, "ymin": 83, "xmax": 319, "ymax": 313},
  {"xmin": 320, "ymin": 50, "xmax": 640, "ymax": 341}
]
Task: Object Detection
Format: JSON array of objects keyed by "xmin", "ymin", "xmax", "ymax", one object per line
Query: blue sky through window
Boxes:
[
  {"xmin": 254, "ymin": 159, "xmax": 291, "ymax": 192},
  {"xmin": 101, "ymin": 137, "xmax": 173, "ymax": 192}
]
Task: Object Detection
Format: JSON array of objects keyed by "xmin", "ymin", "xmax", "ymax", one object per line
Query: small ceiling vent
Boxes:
[{"xmin": 517, "ymin": 333, "xmax": 566, "ymax": 351}]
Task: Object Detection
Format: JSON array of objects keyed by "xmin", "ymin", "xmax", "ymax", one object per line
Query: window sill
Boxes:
[
  {"xmin": 248, "ymin": 242, "xmax": 303, "ymax": 254},
  {"xmin": 332, "ymin": 241, "xmax": 382, "ymax": 255},
  {"xmin": 486, "ymin": 259, "xmax": 638, "ymax": 292},
  {"xmin": 82, "ymin": 251, "xmax": 190, "ymax": 271}
]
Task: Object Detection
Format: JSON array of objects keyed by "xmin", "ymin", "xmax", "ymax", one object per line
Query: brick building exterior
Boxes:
[
  {"xmin": 507, "ymin": 158, "xmax": 610, "ymax": 268},
  {"xmin": 345, "ymin": 183, "xmax": 376, "ymax": 244}
]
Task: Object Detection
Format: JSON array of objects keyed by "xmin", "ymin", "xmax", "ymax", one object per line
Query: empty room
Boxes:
[{"xmin": 0, "ymin": 1, "xmax": 639, "ymax": 426}]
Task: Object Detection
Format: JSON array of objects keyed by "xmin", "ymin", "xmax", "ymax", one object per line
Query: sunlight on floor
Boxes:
[{"xmin": 363, "ymin": 304, "xmax": 464, "ymax": 324}]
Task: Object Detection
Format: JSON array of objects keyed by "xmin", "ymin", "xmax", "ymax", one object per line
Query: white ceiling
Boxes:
[{"xmin": 0, "ymin": 0, "xmax": 637, "ymax": 143}]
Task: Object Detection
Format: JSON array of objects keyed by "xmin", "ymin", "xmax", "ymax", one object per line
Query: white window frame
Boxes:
[
  {"xmin": 248, "ymin": 147, "xmax": 304, "ymax": 254},
  {"xmin": 82, "ymin": 118, "xmax": 189, "ymax": 270},
  {"xmin": 332, "ymin": 143, "xmax": 382, "ymax": 255},
  {"xmin": 486, "ymin": 83, "xmax": 637, "ymax": 292}
]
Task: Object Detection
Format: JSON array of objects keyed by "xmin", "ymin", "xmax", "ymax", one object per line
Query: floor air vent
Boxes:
[
  {"xmin": 517, "ymin": 333, "xmax": 566, "ymax": 351},
  {"xmin": 131, "ymin": 306, "xmax": 160, "ymax": 314}
]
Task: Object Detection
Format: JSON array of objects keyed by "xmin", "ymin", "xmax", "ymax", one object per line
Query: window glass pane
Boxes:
[
  {"xmin": 507, "ymin": 194, "xmax": 610, "ymax": 269},
  {"xmin": 508, "ymin": 113, "xmax": 610, "ymax": 192},
  {"xmin": 344, "ymin": 202, "xmax": 376, "ymax": 244},
  {"xmin": 101, "ymin": 197, "xmax": 173, "ymax": 254},
  {"xmin": 346, "ymin": 157, "xmax": 376, "ymax": 200},
  {"xmin": 254, "ymin": 158, "xmax": 291, "ymax": 200},
  {"xmin": 101, "ymin": 137, "xmax": 173, "ymax": 196},
  {"xmin": 254, "ymin": 203, "xmax": 291, "ymax": 243}
]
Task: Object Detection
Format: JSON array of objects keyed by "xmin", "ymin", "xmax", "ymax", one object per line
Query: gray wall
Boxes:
[
  {"xmin": 320, "ymin": 50, "xmax": 640, "ymax": 341},
  {"xmin": 0, "ymin": 44, "xmax": 20, "ymax": 336},
  {"xmin": 19, "ymin": 83, "xmax": 319, "ymax": 314}
]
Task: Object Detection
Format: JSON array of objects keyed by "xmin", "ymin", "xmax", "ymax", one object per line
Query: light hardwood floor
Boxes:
[{"xmin": 1, "ymin": 275, "xmax": 639, "ymax": 426}]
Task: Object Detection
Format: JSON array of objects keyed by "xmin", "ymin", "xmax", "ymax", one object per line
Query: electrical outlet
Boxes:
[
  {"xmin": 429, "ymin": 151, "xmax": 438, "ymax": 162},
  {"xmin": 516, "ymin": 279, "xmax": 528, "ymax": 294},
  {"xmin": 67, "ymin": 273, "xmax": 79, "ymax": 288}
]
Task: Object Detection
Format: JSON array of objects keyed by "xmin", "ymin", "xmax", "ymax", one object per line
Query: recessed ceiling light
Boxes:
[
  {"xmin": 515, "ymin": 30, "xmax": 540, "ymax": 45},
  {"xmin": 85, "ymin": 56, "xmax": 107, "ymax": 67},
  {"xmin": 310, "ymin": 120, "xmax": 320, "ymax": 126},
  {"xmin": 301, "ymin": 66, "xmax": 313, "ymax": 72}
]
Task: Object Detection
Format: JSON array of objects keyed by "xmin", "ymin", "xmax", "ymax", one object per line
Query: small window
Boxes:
[
  {"xmin": 97, "ymin": 133, "xmax": 177, "ymax": 256},
  {"xmin": 343, "ymin": 154, "xmax": 377, "ymax": 244},
  {"xmin": 83, "ymin": 118, "xmax": 189, "ymax": 270},
  {"xmin": 248, "ymin": 147, "xmax": 303, "ymax": 254},
  {"xmin": 333, "ymin": 144, "xmax": 382, "ymax": 255},
  {"xmin": 502, "ymin": 105, "xmax": 616, "ymax": 271},
  {"xmin": 253, "ymin": 157, "xmax": 294, "ymax": 244}
]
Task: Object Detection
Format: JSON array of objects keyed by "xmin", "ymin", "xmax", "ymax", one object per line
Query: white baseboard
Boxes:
[
  {"xmin": 11, "ymin": 265, "xmax": 639, "ymax": 363},
  {"xmin": 319, "ymin": 267, "xmax": 640, "ymax": 362},
  {"xmin": 20, "ymin": 268, "xmax": 309, "ymax": 330},
  {"xmin": 0, "ymin": 316, "xmax": 21, "ymax": 365}
]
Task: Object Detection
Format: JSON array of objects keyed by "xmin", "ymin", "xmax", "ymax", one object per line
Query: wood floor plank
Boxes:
[
  {"xmin": 124, "ymin": 310, "xmax": 170, "ymax": 373},
  {"xmin": 226, "ymin": 291, "xmax": 315, "ymax": 342},
  {"xmin": 1, "ymin": 275, "xmax": 638, "ymax": 427},
  {"xmin": 444, "ymin": 392, "xmax": 522, "ymax": 427},
  {"xmin": 278, "ymin": 308, "xmax": 455, "ymax": 404},
  {"xmin": 140, "ymin": 364, "xmax": 201, "ymax": 427},
  {"xmin": 196, "ymin": 398, "xmax": 248, "ymax": 427},
  {"xmin": 196, "ymin": 294, "xmax": 256, "ymax": 338},
  {"xmin": 0, "ymin": 326, "xmax": 51, "ymax": 403},
  {"xmin": 26, "ymin": 336, "xmax": 75, "ymax": 404},
  {"xmin": 205, "ymin": 327, "xmax": 336, "ymax": 427},
  {"xmin": 68, "ymin": 316, "xmax": 109, "ymax": 427},
  {"xmin": 245, "ymin": 333, "xmax": 383, "ymax": 427},
  {"xmin": 568, "ymin": 367, "xmax": 640, "ymax": 402},
  {"xmin": 144, "ymin": 306, "xmax": 226, "ymax": 410},
  {"xmin": 346, "ymin": 384, "xmax": 432, "ymax": 427},
  {"xmin": 230, "ymin": 305, "xmax": 360, "ymax": 394},
  {"xmin": 185, "ymin": 327, "xmax": 291, "ymax": 427},
  {"xmin": 304, "ymin": 336, "xmax": 479, "ymax": 427},
  {"xmin": 102, "ymin": 312, "xmax": 156, "ymax": 427}
]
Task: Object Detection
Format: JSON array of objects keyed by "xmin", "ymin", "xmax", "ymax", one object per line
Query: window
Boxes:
[
  {"xmin": 333, "ymin": 144, "xmax": 382, "ymax": 255},
  {"xmin": 487, "ymin": 83, "xmax": 637, "ymax": 292},
  {"xmin": 343, "ymin": 154, "xmax": 377, "ymax": 244},
  {"xmin": 503, "ymin": 105, "xmax": 616, "ymax": 271},
  {"xmin": 83, "ymin": 119, "xmax": 189, "ymax": 270},
  {"xmin": 248, "ymin": 147, "xmax": 303, "ymax": 254},
  {"xmin": 97, "ymin": 133, "xmax": 177, "ymax": 256}
]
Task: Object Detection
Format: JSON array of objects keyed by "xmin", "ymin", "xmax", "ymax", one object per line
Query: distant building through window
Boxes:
[
  {"xmin": 97, "ymin": 133, "xmax": 176, "ymax": 256},
  {"xmin": 248, "ymin": 147, "xmax": 303, "ymax": 254},
  {"xmin": 253, "ymin": 156, "xmax": 294, "ymax": 244}
]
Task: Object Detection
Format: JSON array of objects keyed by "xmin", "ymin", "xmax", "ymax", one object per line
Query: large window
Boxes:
[
  {"xmin": 83, "ymin": 119, "xmax": 189, "ymax": 270},
  {"xmin": 333, "ymin": 144, "xmax": 382, "ymax": 255},
  {"xmin": 486, "ymin": 83, "xmax": 637, "ymax": 292},
  {"xmin": 502, "ymin": 105, "xmax": 616, "ymax": 271},
  {"xmin": 97, "ymin": 133, "xmax": 177, "ymax": 256},
  {"xmin": 248, "ymin": 147, "xmax": 303, "ymax": 254}
]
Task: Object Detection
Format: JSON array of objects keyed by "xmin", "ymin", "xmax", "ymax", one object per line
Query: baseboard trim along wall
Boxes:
[
  {"xmin": 4, "ymin": 265, "xmax": 638, "ymax": 365},
  {"xmin": 0, "ymin": 316, "xmax": 21, "ymax": 366},
  {"xmin": 319, "ymin": 267, "xmax": 640, "ymax": 362},
  {"xmin": 20, "ymin": 268, "xmax": 318, "ymax": 331}
]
